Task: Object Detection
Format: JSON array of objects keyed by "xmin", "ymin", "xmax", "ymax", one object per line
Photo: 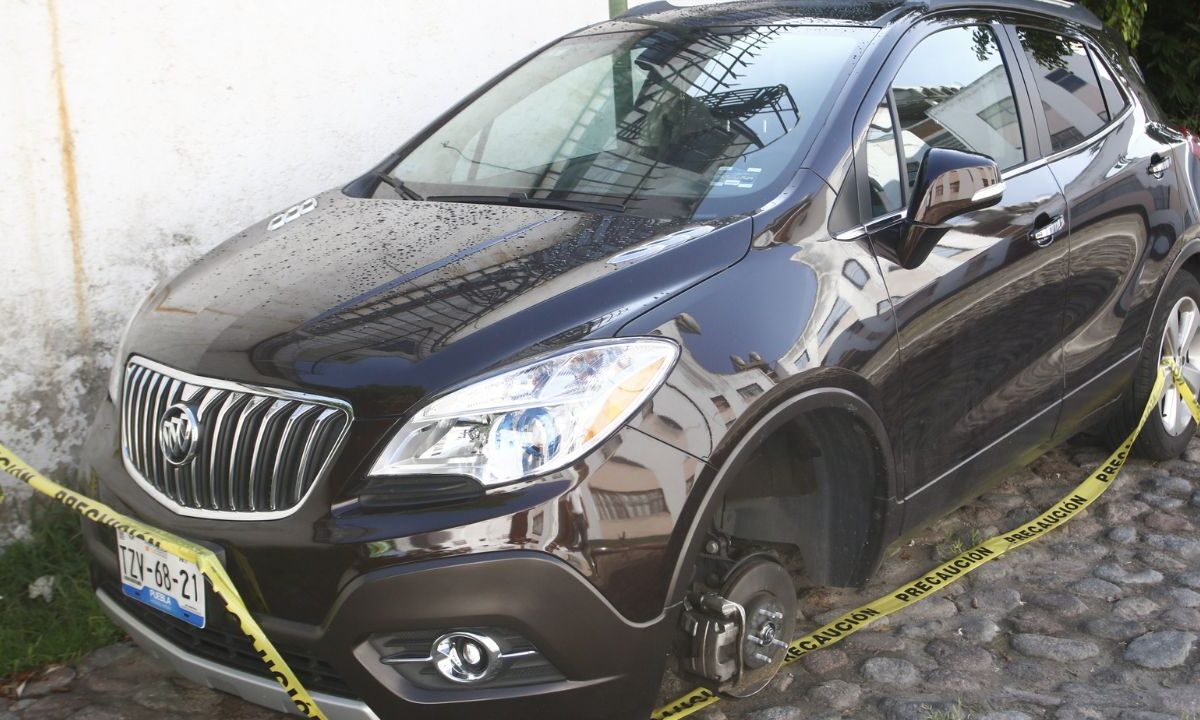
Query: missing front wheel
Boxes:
[{"xmin": 678, "ymin": 555, "xmax": 797, "ymax": 697}]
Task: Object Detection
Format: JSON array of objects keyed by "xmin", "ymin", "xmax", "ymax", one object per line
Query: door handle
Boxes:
[
  {"xmin": 1031, "ymin": 215, "xmax": 1065, "ymax": 248},
  {"xmin": 1149, "ymin": 154, "xmax": 1172, "ymax": 177}
]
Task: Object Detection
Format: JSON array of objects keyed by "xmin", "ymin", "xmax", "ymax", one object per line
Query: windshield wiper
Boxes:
[
  {"xmin": 427, "ymin": 192, "xmax": 626, "ymax": 215},
  {"xmin": 374, "ymin": 172, "xmax": 424, "ymax": 201}
]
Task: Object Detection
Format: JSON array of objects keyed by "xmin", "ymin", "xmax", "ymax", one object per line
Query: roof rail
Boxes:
[
  {"xmin": 906, "ymin": 0, "xmax": 1102, "ymax": 28},
  {"xmin": 614, "ymin": 0, "xmax": 1102, "ymax": 29},
  {"xmin": 615, "ymin": 1, "xmax": 678, "ymax": 19}
]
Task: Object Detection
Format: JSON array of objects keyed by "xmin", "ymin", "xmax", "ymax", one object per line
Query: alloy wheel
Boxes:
[{"xmin": 1158, "ymin": 295, "xmax": 1200, "ymax": 435}]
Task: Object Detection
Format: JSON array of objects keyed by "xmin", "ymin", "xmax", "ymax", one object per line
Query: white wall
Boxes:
[{"xmin": 0, "ymin": 0, "xmax": 608, "ymax": 543}]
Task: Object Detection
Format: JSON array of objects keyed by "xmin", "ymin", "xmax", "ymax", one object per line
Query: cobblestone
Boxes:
[
  {"xmin": 805, "ymin": 680, "xmax": 861, "ymax": 711},
  {"xmin": 1123, "ymin": 630, "xmax": 1197, "ymax": 668},
  {"xmin": 1026, "ymin": 592, "xmax": 1088, "ymax": 617},
  {"xmin": 860, "ymin": 657, "xmax": 920, "ymax": 686},
  {"xmin": 955, "ymin": 615, "xmax": 1001, "ymax": 643},
  {"xmin": 1010, "ymin": 634, "xmax": 1100, "ymax": 662},
  {"xmin": 1094, "ymin": 562, "xmax": 1165, "ymax": 585},
  {"xmin": 1083, "ymin": 617, "xmax": 1148, "ymax": 640},
  {"xmin": 1113, "ymin": 596, "xmax": 1159, "ymax": 619},
  {"xmin": 1068, "ymin": 577, "xmax": 1123, "ymax": 599},
  {"xmin": 6, "ymin": 440, "xmax": 1200, "ymax": 720}
]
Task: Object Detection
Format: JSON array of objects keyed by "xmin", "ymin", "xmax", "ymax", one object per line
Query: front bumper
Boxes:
[
  {"xmin": 88, "ymin": 533, "xmax": 675, "ymax": 719},
  {"xmin": 96, "ymin": 589, "xmax": 379, "ymax": 720}
]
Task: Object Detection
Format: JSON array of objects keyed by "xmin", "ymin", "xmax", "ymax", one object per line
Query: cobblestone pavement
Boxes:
[{"xmin": 7, "ymin": 436, "xmax": 1200, "ymax": 720}]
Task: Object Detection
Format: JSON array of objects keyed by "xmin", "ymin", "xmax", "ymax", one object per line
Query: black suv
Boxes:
[{"xmin": 83, "ymin": 1, "xmax": 1200, "ymax": 718}]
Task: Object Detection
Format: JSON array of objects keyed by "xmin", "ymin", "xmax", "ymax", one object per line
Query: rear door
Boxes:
[
  {"xmin": 1006, "ymin": 21, "xmax": 1192, "ymax": 432},
  {"xmin": 859, "ymin": 17, "xmax": 1069, "ymax": 517}
]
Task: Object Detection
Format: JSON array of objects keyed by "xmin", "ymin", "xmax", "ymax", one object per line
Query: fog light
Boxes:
[{"xmin": 431, "ymin": 631, "xmax": 502, "ymax": 684}]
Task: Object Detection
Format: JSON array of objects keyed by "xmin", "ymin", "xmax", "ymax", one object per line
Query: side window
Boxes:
[
  {"xmin": 1089, "ymin": 47, "xmax": 1129, "ymax": 117},
  {"xmin": 890, "ymin": 25, "xmax": 1026, "ymax": 187},
  {"xmin": 1016, "ymin": 29, "xmax": 1111, "ymax": 153},
  {"xmin": 865, "ymin": 98, "xmax": 904, "ymax": 217}
]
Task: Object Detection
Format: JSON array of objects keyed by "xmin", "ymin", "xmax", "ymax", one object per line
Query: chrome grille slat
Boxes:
[
  {"xmin": 248, "ymin": 400, "xmax": 293, "ymax": 511},
  {"xmin": 195, "ymin": 388, "xmax": 229, "ymax": 510},
  {"xmin": 122, "ymin": 366, "xmax": 141, "ymax": 473},
  {"xmin": 210, "ymin": 393, "xmax": 250, "ymax": 510},
  {"xmin": 145, "ymin": 373, "xmax": 169, "ymax": 492},
  {"xmin": 118, "ymin": 357, "xmax": 352, "ymax": 519},
  {"xmin": 294, "ymin": 408, "xmax": 339, "ymax": 505},
  {"xmin": 162, "ymin": 379, "xmax": 184, "ymax": 500},
  {"xmin": 227, "ymin": 396, "xmax": 270, "ymax": 511},
  {"xmin": 130, "ymin": 366, "xmax": 151, "ymax": 473},
  {"xmin": 176, "ymin": 384, "xmax": 203, "ymax": 507},
  {"xmin": 270, "ymin": 405, "xmax": 323, "ymax": 511}
]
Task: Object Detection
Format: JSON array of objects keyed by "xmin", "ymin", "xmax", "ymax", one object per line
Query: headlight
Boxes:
[{"xmin": 367, "ymin": 338, "xmax": 679, "ymax": 487}]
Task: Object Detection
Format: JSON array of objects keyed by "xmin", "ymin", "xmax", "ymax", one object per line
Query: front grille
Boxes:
[{"xmin": 120, "ymin": 357, "xmax": 351, "ymax": 517}]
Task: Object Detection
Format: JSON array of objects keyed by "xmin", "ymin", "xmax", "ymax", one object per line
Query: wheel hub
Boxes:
[{"xmin": 741, "ymin": 596, "xmax": 788, "ymax": 669}]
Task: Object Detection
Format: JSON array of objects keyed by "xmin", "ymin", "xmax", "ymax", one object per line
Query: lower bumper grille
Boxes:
[{"xmin": 99, "ymin": 578, "xmax": 351, "ymax": 697}]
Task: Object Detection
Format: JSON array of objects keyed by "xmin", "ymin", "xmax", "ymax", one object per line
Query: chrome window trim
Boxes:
[
  {"xmin": 120, "ymin": 355, "xmax": 354, "ymax": 521},
  {"xmin": 1006, "ymin": 101, "xmax": 1133, "ymax": 178},
  {"xmin": 837, "ymin": 102, "xmax": 1135, "ymax": 242}
]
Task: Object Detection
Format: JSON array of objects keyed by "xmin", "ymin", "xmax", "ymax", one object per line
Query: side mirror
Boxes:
[{"xmin": 897, "ymin": 148, "xmax": 1005, "ymax": 269}]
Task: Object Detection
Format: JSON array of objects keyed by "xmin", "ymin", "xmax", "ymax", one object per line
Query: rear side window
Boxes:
[
  {"xmin": 1090, "ymin": 49, "xmax": 1129, "ymax": 117},
  {"xmin": 889, "ymin": 26, "xmax": 1026, "ymax": 186},
  {"xmin": 1016, "ymin": 29, "xmax": 1111, "ymax": 153}
]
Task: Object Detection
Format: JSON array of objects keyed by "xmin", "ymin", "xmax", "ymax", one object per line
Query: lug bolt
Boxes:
[
  {"xmin": 749, "ymin": 634, "xmax": 789, "ymax": 650},
  {"xmin": 753, "ymin": 652, "xmax": 772, "ymax": 664}
]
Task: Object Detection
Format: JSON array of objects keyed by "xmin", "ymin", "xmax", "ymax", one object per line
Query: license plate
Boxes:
[{"xmin": 117, "ymin": 530, "xmax": 206, "ymax": 628}]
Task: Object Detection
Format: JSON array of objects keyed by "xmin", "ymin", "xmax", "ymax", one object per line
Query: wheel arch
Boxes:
[
  {"xmin": 663, "ymin": 371, "xmax": 902, "ymax": 607},
  {"xmin": 1143, "ymin": 235, "xmax": 1200, "ymax": 349}
]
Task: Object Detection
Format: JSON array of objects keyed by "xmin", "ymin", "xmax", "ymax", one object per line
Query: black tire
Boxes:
[{"xmin": 1109, "ymin": 271, "xmax": 1200, "ymax": 460}]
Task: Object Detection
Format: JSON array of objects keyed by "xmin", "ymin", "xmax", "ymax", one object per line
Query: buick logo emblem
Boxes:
[{"xmin": 159, "ymin": 403, "xmax": 199, "ymax": 466}]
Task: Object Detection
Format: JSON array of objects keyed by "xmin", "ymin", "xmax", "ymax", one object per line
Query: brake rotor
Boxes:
[{"xmin": 719, "ymin": 556, "xmax": 797, "ymax": 697}]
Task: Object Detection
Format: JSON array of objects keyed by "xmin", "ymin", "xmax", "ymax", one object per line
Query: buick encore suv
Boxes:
[{"xmin": 82, "ymin": 1, "xmax": 1200, "ymax": 718}]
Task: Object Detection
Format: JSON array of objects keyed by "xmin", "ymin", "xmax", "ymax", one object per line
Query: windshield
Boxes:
[{"xmin": 388, "ymin": 25, "xmax": 872, "ymax": 220}]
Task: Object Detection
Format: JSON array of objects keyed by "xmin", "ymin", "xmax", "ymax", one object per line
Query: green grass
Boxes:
[
  {"xmin": 0, "ymin": 499, "xmax": 122, "ymax": 679},
  {"xmin": 934, "ymin": 527, "xmax": 984, "ymax": 561},
  {"xmin": 922, "ymin": 700, "xmax": 967, "ymax": 720}
]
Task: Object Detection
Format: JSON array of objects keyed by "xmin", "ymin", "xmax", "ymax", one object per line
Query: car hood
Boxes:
[{"xmin": 124, "ymin": 189, "xmax": 752, "ymax": 417}]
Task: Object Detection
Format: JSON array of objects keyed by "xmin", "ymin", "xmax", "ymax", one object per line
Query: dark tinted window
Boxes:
[
  {"xmin": 865, "ymin": 98, "xmax": 904, "ymax": 217},
  {"xmin": 890, "ymin": 26, "xmax": 1026, "ymax": 185},
  {"xmin": 390, "ymin": 26, "xmax": 872, "ymax": 220},
  {"xmin": 1090, "ymin": 48, "xmax": 1129, "ymax": 117},
  {"xmin": 1017, "ymin": 29, "xmax": 1110, "ymax": 153}
]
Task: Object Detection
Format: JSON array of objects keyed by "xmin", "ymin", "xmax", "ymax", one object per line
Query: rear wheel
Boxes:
[{"xmin": 1111, "ymin": 271, "xmax": 1200, "ymax": 459}]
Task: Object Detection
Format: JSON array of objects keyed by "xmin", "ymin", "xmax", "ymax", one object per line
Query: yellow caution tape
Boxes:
[
  {"xmin": 652, "ymin": 360, "xmax": 1196, "ymax": 720},
  {"xmin": 0, "ymin": 360, "xmax": 1194, "ymax": 720},
  {"xmin": 0, "ymin": 449, "xmax": 328, "ymax": 720}
]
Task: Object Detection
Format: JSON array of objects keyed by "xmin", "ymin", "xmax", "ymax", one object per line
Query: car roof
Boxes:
[{"xmin": 579, "ymin": 0, "xmax": 1103, "ymax": 31}]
